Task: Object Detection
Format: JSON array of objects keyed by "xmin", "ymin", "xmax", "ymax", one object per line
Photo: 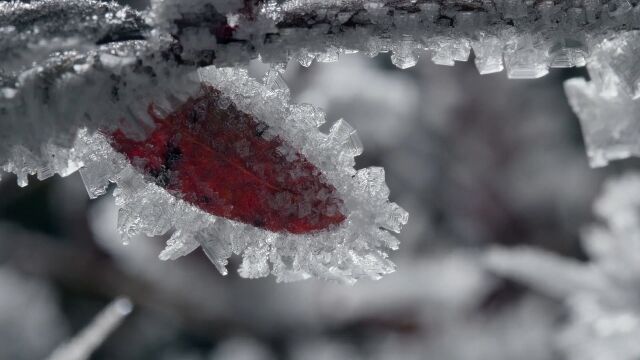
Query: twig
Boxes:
[{"xmin": 46, "ymin": 296, "xmax": 133, "ymax": 360}]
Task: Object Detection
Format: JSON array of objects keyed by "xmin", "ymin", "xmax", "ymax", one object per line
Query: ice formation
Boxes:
[
  {"xmin": 486, "ymin": 173, "xmax": 640, "ymax": 360},
  {"xmin": 565, "ymin": 31, "xmax": 640, "ymax": 167}
]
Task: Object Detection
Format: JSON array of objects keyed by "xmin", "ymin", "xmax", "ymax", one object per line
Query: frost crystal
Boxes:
[
  {"xmin": 486, "ymin": 173, "xmax": 640, "ymax": 360},
  {"xmin": 565, "ymin": 31, "xmax": 640, "ymax": 167}
]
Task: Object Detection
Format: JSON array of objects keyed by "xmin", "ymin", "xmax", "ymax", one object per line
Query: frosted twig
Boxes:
[
  {"xmin": 0, "ymin": 0, "xmax": 146, "ymax": 72},
  {"xmin": 485, "ymin": 173, "xmax": 640, "ymax": 360},
  {"xmin": 151, "ymin": 0, "xmax": 640, "ymax": 74},
  {"xmin": 484, "ymin": 246, "xmax": 613, "ymax": 301},
  {"xmin": 46, "ymin": 296, "xmax": 133, "ymax": 360},
  {"xmin": 5, "ymin": 1, "xmax": 640, "ymax": 75},
  {"xmin": 565, "ymin": 31, "xmax": 640, "ymax": 167}
]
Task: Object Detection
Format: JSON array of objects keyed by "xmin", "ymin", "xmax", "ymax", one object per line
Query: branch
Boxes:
[
  {"xmin": 155, "ymin": 0, "xmax": 640, "ymax": 74},
  {"xmin": 0, "ymin": 1, "xmax": 147, "ymax": 72},
  {"xmin": 46, "ymin": 297, "xmax": 133, "ymax": 360},
  {"xmin": 5, "ymin": 1, "xmax": 640, "ymax": 75}
]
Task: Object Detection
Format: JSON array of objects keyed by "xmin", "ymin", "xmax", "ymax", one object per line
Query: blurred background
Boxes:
[{"xmin": 0, "ymin": 26, "xmax": 635, "ymax": 359}]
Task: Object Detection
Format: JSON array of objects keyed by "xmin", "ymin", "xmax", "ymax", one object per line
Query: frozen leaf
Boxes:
[
  {"xmin": 1, "ymin": 60, "xmax": 406, "ymax": 283},
  {"xmin": 109, "ymin": 85, "xmax": 346, "ymax": 234}
]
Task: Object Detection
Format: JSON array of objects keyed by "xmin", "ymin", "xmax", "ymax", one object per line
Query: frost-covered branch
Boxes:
[
  {"xmin": 565, "ymin": 31, "xmax": 640, "ymax": 167},
  {"xmin": 0, "ymin": 0, "xmax": 146, "ymax": 72},
  {"xmin": 7, "ymin": 1, "xmax": 640, "ymax": 74},
  {"xmin": 486, "ymin": 173, "xmax": 640, "ymax": 360},
  {"xmin": 147, "ymin": 0, "xmax": 640, "ymax": 74},
  {"xmin": 46, "ymin": 297, "xmax": 133, "ymax": 360}
]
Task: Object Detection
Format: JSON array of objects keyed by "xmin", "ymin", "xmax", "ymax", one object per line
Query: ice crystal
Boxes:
[
  {"xmin": 1, "ymin": 0, "xmax": 623, "ymax": 77},
  {"xmin": 565, "ymin": 31, "xmax": 640, "ymax": 167},
  {"xmin": 486, "ymin": 173, "xmax": 640, "ymax": 360}
]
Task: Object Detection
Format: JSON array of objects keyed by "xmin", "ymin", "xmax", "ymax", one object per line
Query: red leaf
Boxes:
[{"xmin": 109, "ymin": 85, "xmax": 346, "ymax": 234}]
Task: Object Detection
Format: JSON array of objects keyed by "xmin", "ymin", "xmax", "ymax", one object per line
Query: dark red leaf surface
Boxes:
[{"xmin": 109, "ymin": 86, "xmax": 346, "ymax": 234}]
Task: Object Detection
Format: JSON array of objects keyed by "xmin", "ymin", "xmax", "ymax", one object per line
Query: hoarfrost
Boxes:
[
  {"xmin": 6, "ymin": 0, "xmax": 640, "ymax": 79},
  {"xmin": 565, "ymin": 31, "xmax": 640, "ymax": 167},
  {"xmin": 150, "ymin": 0, "xmax": 640, "ymax": 76}
]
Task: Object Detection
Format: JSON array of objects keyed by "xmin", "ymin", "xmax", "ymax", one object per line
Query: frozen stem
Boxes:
[{"xmin": 46, "ymin": 296, "xmax": 133, "ymax": 360}]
